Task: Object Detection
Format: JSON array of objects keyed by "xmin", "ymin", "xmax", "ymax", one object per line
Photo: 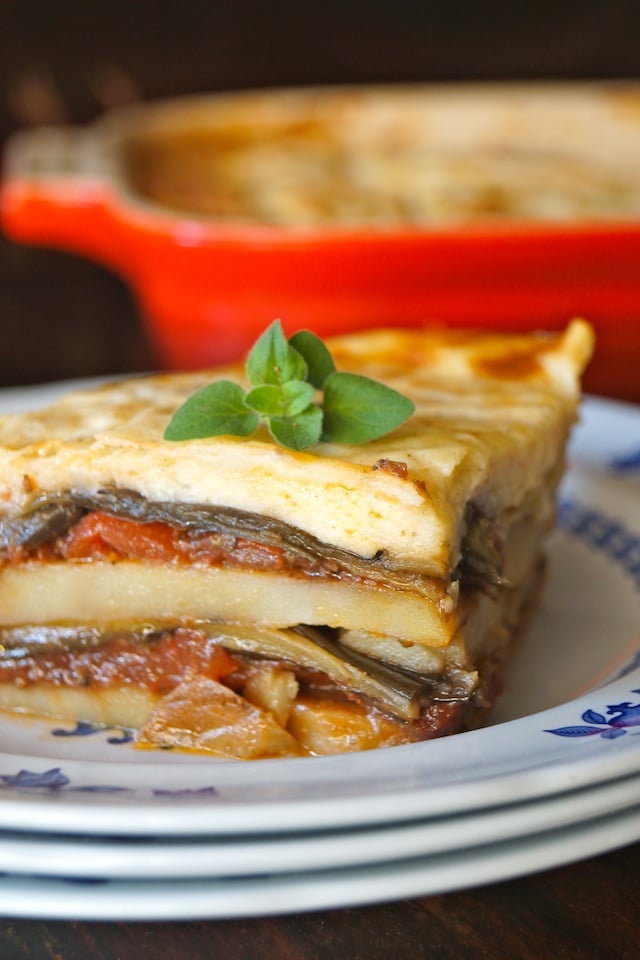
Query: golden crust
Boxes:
[{"xmin": 0, "ymin": 321, "xmax": 593, "ymax": 574}]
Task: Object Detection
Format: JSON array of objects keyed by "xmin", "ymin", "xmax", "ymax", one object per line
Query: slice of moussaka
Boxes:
[{"xmin": 0, "ymin": 320, "xmax": 593, "ymax": 758}]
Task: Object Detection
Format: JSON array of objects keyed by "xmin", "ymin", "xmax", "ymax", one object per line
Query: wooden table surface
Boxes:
[{"xmin": 0, "ymin": 3, "xmax": 639, "ymax": 957}]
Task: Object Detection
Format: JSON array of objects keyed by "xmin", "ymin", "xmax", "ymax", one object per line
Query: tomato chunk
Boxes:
[
  {"xmin": 61, "ymin": 513, "xmax": 178, "ymax": 561},
  {"xmin": 59, "ymin": 511, "xmax": 288, "ymax": 571}
]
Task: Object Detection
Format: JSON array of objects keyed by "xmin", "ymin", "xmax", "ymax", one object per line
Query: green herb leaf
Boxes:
[
  {"xmin": 245, "ymin": 384, "xmax": 286, "ymax": 417},
  {"xmin": 246, "ymin": 380, "xmax": 315, "ymax": 418},
  {"xmin": 280, "ymin": 380, "xmax": 316, "ymax": 416},
  {"xmin": 268, "ymin": 405, "xmax": 323, "ymax": 450},
  {"xmin": 246, "ymin": 320, "xmax": 307, "ymax": 386},
  {"xmin": 322, "ymin": 372, "xmax": 415, "ymax": 445},
  {"xmin": 163, "ymin": 380, "xmax": 258, "ymax": 440},
  {"xmin": 288, "ymin": 330, "xmax": 336, "ymax": 388},
  {"xmin": 165, "ymin": 322, "xmax": 415, "ymax": 450}
]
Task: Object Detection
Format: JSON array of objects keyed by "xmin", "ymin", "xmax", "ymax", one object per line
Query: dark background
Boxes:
[
  {"xmin": 4, "ymin": 0, "xmax": 640, "ymax": 109},
  {"xmin": 1, "ymin": 0, "xmax": 639, "ymax": 388}
]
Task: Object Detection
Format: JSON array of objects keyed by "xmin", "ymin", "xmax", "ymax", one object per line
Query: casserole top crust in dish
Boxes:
[{"xmin": 121, "ymin": 83, "xmax": 640, "ymax": 226}]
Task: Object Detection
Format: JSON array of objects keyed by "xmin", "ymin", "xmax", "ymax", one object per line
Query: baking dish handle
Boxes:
[{"xmin": 1, "ymin": 125, "xmax": 126, "ymax": 274}]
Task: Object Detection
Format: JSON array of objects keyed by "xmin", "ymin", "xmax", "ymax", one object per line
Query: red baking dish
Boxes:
[{"xmin": 2, "ymin": 82, "xmax": 640, "ymax": 400}]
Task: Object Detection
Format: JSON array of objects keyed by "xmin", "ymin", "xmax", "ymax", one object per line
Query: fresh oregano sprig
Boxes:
[{"xmin": 164, "ymin": 321, "xmax": 415, "ymax": 451}]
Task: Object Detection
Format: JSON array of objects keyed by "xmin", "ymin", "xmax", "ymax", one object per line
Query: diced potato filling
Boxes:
[
  {"xmin": 137, "ymin": 675, "xmax": 305, "ymax": 758},
  {"xmin": 241, "ymin": 664, "xmax": 299, "ymax": 727},
  {"xmin": 287, "ymin": 698, "xmax": 409, "ymax": 755}
]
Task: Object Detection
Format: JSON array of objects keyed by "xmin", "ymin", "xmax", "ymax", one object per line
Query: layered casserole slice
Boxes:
[{"xmin": 0, "ymin": 321, "xmax": 593, "ymax": 758}]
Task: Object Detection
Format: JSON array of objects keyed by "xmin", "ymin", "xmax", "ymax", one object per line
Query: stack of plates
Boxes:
[{"xmin": 0, "ymin": 389, "xmax": 637, "ymax": 921}]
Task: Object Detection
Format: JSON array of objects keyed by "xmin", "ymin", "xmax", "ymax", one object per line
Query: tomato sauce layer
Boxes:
[
  {"xmin": 0, "ymin": 628, "xmax": 237, "ymax": 692},
  {"xmin": 15, "ymin": 511, "xmax": 318, "ymax": 573}
]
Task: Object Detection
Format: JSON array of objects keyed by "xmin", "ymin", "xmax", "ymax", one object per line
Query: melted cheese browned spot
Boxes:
[{"xmin": 471, "ymin": 345, "xmax": 550, "ymax": 380}]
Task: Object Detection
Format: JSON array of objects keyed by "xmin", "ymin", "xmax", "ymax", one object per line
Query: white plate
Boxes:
[
  {"xmin": 0, "ymin": 392, "xmax": 636, "ymax": 839},
  {"xmin": 0, "ymin": 770, "xmax": 638, "ymax": 880},
  {"xmin": 0, "ymin": 802, "xmax": 637, "ymax": 921}
]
